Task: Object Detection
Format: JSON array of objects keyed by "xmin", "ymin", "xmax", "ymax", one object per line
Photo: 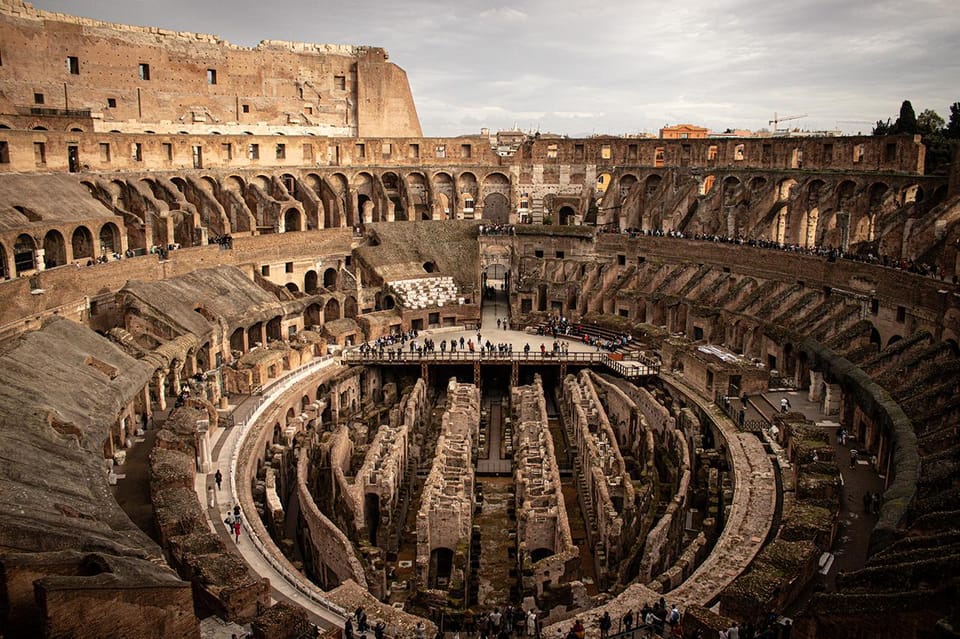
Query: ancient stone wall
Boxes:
[
  {"xmin": 416, "ymin": 379, "xmax": 479, "ymax": 588},
  {"xmin": 0, "ymin": 0, "xmax": 419, "ymax": 137},
  {"xmin": 354, "ymin": 378, "xmax": 428, "ymax": 546},
  {"xmin": 512, "ymin": 376, "xmax": 579, "ymax": 597},
  {"xmin": 150, "ymin": 404, "xmax": 271, "ymax": 622},
  {"xmin": 561, "ymin": 371, "xmax": 637, "ymax": 582},
  {"xmin": 296, "ymin": 446, "xmax": 368, "ymax": 590}
]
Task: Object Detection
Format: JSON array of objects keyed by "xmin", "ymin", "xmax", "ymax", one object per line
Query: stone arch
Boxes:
[
  {"xmin": 0, "ymin": 240, "xmax": 8, "ymax": 279},
  {"xmin": 483, "ymin": 193, "xmax": 510, "ymax": 224},
  {"xmin": 642, "ymin": 174, "xmax": 664, "ymax": 229},
  {"xmin": 170, "ymin": 176, "xmax": 188, "ymax": 193},
  {"xmin": 432, "ymin": 171, "xmax": 455, "ymax": 219},
  {"xmin": 354, "ymin": 172, "xmax": 377, "ymax": 223},
  {"xmin": 323, "ymin": 267, "xmax": 338, "ymax": 290},
  {"xmin": 99, "ymin": 222, "xmax": 121, "ymax": 255},
  {"xmin": 326, "ymin": 173, "xmax": 351, "ymax": 228},
  {"xmin": 283, "ymin": 207, "xmax": 303, "ymax": 232},
  {"xmin": 304, "ymin": 270, "xmax": 318, "ymax": 294},
  {"xmin": 324, "ymin": 298, "xmax": 341, "ymax": 322},
  {"xmin": 458, "ymin": 172, "xmax": 479, "ymax": 217},
  {"xmin": 343, "ymin": 295, "xmax": 358, "ymax": 319},
  {"xmin": 749, "ymin": 176, "xmax": 768, "ymax": 192},
  {"xmin": 43, "ymin": 229, "xmax": 67, "ymax": 268},
  {"xmin": 795, "ymin": 179, "xmax": 825, "ymax": 247},
  {"xmin": 249, "ymin": 174, "xmax": 272, "ymax": 193},
  {"xmin": 230, "ymin": 327, "xmax": 245, "ymax": 353},
  {"xmin": 887, "ymin": 334, "xmax": 903, "ymax": 347},
  {"xmin": 558, "ymin": 205, "xmax": 576, "ymax": 225},
  {"xmin": 71, "ymin": 226, "xmax": 95, "ymax": 260},
  {"xmin": 266, "ymin": 316, "xmax": 282, "ymax": 341},
  {"xmin": 305, "ymin": 303, "xmax": 322, "ymax": 329},
  {"xmin": 405, "ymin": 172, "xmax": 430, "ymax": 220},
  {"xmin": 247, "ymin": 321, "xmax": 264, "ymax": 348},
  {"xmin": 285, "ymin": 282, "xmax": 300, "ymax": 293},
  {"xmin": 14, "ymin": 233, "xmax": 37, "ymax": 274}
]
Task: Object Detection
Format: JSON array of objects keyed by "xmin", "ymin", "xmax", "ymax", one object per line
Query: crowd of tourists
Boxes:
[{"xmin": 598, "ymin": 226, "xmax": 956, "ymax": 284}]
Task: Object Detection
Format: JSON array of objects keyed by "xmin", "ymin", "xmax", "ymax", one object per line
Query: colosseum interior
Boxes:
[{"xmin": 0, "ymin": 2, "xmax": 958, "ymax": 638}]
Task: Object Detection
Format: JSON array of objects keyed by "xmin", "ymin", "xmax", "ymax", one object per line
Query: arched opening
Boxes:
[
  {"xmin": 382, "ymin": 294, "xmax": 395, "ymax": 310},
  {"xmin": 305, "ymin": 303, "xmax": 322, "ymax": 328},
  {"xmin": 537, "ymin": 284, "xmax": 548, "ymax": 312},
  {"xmin": 483, "ymin": 192, "xmax": 509, "ymax": 224},
  {"xmin": 71, "ymin": 226, "xmax": 95, "ymax": 260},
  {"xmin": 364, "ymin": 493, "xmax": 380, "ymax": 546},
  {"xmin": 283, "ymin": 208, "xmax": 301, "ymax": 232},
  {"xmin": 0, "ymin": 242, "xmax": 8, "ymax": 279},
  {"xmin": 14, "ymin": 234, "xmax": 36, "ymax": 274},
  {"xmin": 343, "ymin": 296, "xmax": 358, "ymax": 319},
  {"xmin": 324, "ymin": 298, "xmax": 341, "ymax": 322},
  {"xmin": 247, "ymin": 322, "xmax": 264, "ymax": 348},
  {"xmin": 429, "ymin": 547, "xmax": 454, "ymax": 589},
  {"xmin": 887, "ymin": 335, "xmax": 903, "ymax": 348},
  {"xmin": 285, "ymin": 282, "xmax": 300, "ymax": 293},
  {"xmin": 323, "ymin": 267, "xmax": 338, "ymax": 289},
  {"xmin": 558, "ymin": 206, "xmax": 576, "ymax": 225},
  {"xmin": 530, "ymin": 548, "xmax": 555, "ymax": 563},
  {"xmin": 304, "ymin": 270, "xmax": 318, "ymax": 294},
  {"xmin": 230, "ymin": 327, "xmax": 245, "ymax": 353},
  {"xmin": 266, "ymin": 316, "xmax": 283, "ymax": 342},
  {"xmin": 42, "ymin": 230, "xmax": 67, "ymax": 268},
  {"xmin": 423, "ymin": 261, "xmax": 437, "ymax": 273},
  {"xmin": 99, "ymin": 222, "xmax": 120, "ymax": 255}
]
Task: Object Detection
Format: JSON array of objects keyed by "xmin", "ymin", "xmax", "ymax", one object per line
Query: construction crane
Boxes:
[{"xmin": 769, "ymin": 112, "xmax": 807, "ymax": 131}]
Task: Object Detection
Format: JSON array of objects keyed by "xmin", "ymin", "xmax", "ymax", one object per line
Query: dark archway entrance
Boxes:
[
  {"xmin": 483, "ymin": 193, "xmax": 509, "ymax": 225},
  {"xmin": 429, "ymin": 547, "xmax": 454, "ymax": 589}
]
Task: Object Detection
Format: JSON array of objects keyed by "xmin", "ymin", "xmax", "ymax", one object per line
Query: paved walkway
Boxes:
[{"xmin": 759, "ymin": 388, "xmax": 884, "ymax": 596}]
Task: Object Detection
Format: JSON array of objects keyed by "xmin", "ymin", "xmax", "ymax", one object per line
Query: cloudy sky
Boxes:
[{"xmin": 33, "ymin": 0, "xmax": 960, "ymax": 137}]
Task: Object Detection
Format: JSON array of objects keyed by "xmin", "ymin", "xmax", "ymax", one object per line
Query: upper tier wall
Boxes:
[{"xmin": 0, "ymin": 0, "xmax": 421, "ymax": 137}]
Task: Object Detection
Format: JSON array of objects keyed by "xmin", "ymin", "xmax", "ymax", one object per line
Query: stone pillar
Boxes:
[
  {"xmin": 171, "ymin": 365, "xmax": 182, "ymax": 397},
  {"xmin": 823, "ymin": 383, "xmax": 842, "ymax": 416},
  {"xmin": 384, "ymin": 199, "xmax": 395, "ymax": 222},
  {"xmin": 259, "ymin": 323, "xmax": 268, "ymax": 347},
  {"xmin": 196, "ymin": 420, "xmax": 212, "ymax": 472},
  {"xmin": 34, "ymin": 248, "xmax": 46, "ymax": 272},
  {"xmin": 155, "ymin": 373, "xmax": 167, "ymax": 411},
  {"xmin": 808, "ymin": 370, "xmax": 824, "ymax": 402},
  {"xmin": 2, "ymin": 249, "xmax": 14, "ymax": 279}
]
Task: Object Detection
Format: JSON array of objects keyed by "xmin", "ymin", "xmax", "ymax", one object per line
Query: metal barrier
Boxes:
[{"xmin": 228, "ymin": 354, "xmax": 352, "ymax": 628}]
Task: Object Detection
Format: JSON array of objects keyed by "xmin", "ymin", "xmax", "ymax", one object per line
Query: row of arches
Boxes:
[
  {"xmin": 604, "ymin": 169, "xmax": 946, "ymax": 251},
  {"xmin": 1, "ymin": 222, "xmax": 122, "ymax": 275}
]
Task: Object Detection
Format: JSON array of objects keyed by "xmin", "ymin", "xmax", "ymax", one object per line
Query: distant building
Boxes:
[{"xmin": 659, "ymin": 124, "xmax": 710, "ymax": 139}]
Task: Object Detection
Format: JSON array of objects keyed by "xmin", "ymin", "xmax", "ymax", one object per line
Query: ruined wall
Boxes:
[
  {"xmin": 150, "ymin": 404, "xmax": 271, "ymax": 622},
  {"xmin": 355, "ymin": 378, "xmax": 428, "ymax": 546},
  {"xmin": 561, "ymin": 371, "xmax": 637, "ymax": 582},
  {"xmin": 0, "ymin": 0, "xmax": 419, "ymax": 137},
  {"xmin": 637, "ymin": 429, "xmax": 693, "ymax": 583},
  {"xmin": 416, "ymin": 379, "xmax": 479, "ymax": 587},
  {"xmin": 296, "ymin": 446, "xmax": 368, "ymax": 589},
  {"xmin": 512, "ymin": 376, "xmax": 579, "ymax": 597}
]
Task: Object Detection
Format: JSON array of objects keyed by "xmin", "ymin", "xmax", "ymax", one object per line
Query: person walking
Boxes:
[{"xmin": 214, "ymin": 468, "xmax": 222, "ymax": 490}]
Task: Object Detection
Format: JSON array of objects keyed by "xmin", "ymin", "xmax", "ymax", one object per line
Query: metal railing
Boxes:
[
  {"xmin": 228, "ymin": 354, "xmax": 352, "ymax": 628},
  {"xmin": 344, "ymin": 349, "xmax": 606, "ymax": 364}
]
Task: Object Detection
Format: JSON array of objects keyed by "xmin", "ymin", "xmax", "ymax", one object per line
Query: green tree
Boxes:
[
  {"xmin": 893, "ymin": 100, "xmax": 918, "ymax": 134},
  {"xmin": 873, "ymin": 118, "xmax": 892, "ymax": 135},
  {"xmin": 917, "ymin": 109, "xmax": 945, "ymax": 136},
  {"xmin": 946, "ymin": 102, "xmax": 960, "ymax": 139}
]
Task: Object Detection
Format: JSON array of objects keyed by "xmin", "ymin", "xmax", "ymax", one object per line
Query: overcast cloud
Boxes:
[{"xmin": 34, "ymin": 0, "xmax": 960, "ymax": 137}]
